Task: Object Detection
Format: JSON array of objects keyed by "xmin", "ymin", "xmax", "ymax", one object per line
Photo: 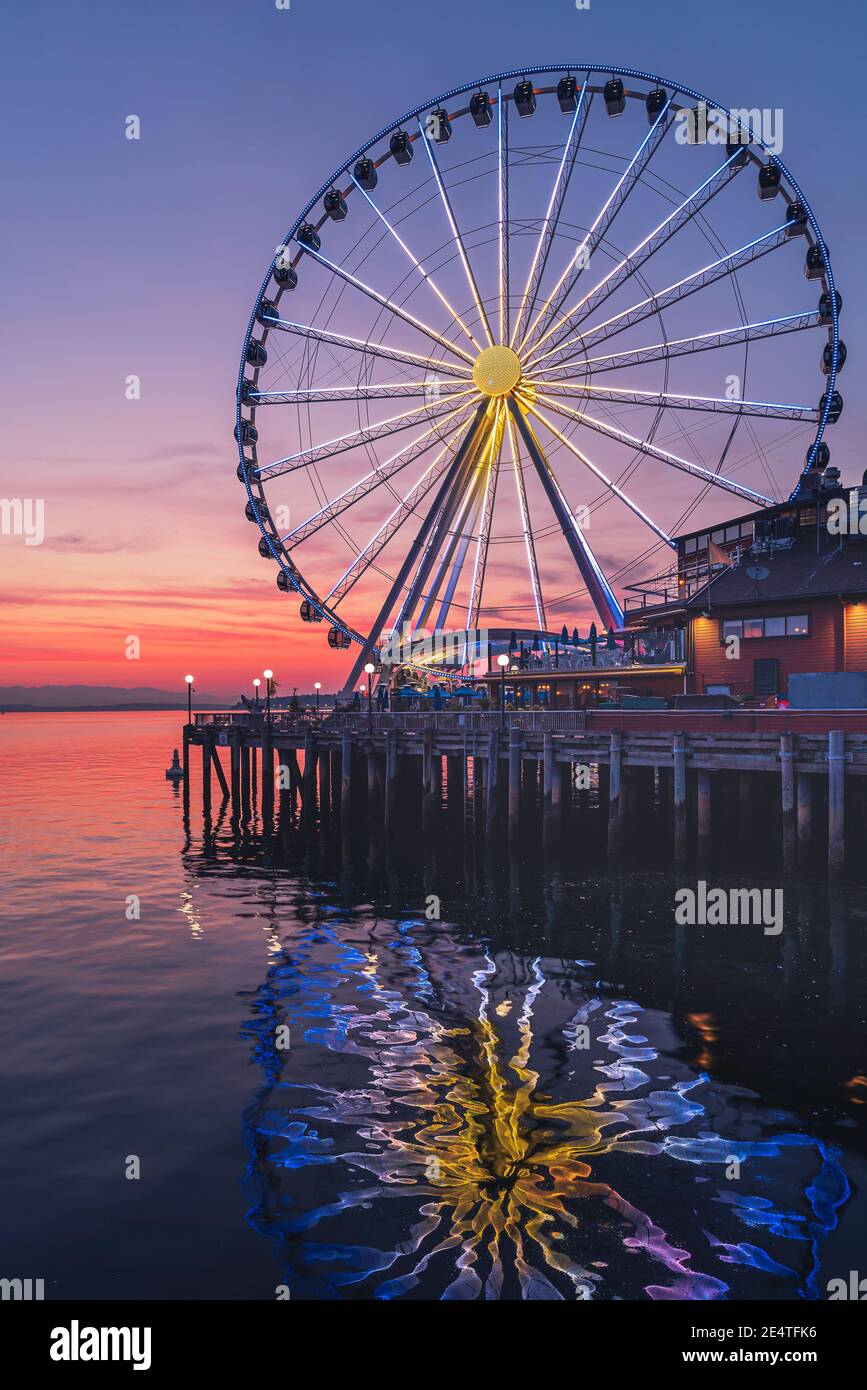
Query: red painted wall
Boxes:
[{"xmin": 690, "ymin": 598, "xmax": 843, "ymax": 696}]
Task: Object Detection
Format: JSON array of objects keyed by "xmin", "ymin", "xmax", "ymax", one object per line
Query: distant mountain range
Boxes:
[{"xmin": 0, "ymin": 684, "xmax": 233, "ymax": 712}]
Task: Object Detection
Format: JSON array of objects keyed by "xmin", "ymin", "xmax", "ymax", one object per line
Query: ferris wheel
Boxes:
[{"xmin": 235, "ymin": 64, "xmax": 843, "ymax": 690}]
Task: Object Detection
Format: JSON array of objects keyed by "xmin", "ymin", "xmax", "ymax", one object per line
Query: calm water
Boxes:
[{"xmin": 1, "ymin": 711, "xmax": 865, "ymax": 1301}]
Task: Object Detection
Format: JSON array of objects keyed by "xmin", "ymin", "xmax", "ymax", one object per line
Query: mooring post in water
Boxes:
[
  {"xmin": 385, "ymin": 728, "xmax": 398, "ymax": 834},
  {"xmin": 607, "ymin": 731, "xmax": 623, "ymax": 856},
  {"xmin": 673, "ymin": 732, "xmax": 687, "ymax": 863},
  {"xmin": 485, "ymin": 729, "xmax": 500, "ymax": 840},
  {"xmin": 697, "ymin": 768, "xmax": 712, "ymax": 861},
  {"xmin": 797, "ymin": 770, "xmax": 812, "ymax": 862},
  {"xmin": 341, "ymin": 730, "xmax": 352, "ymax": 837},
  {"xmin": 542, "ymin": 730, "xmax": 555, "ymax": 846},
  {"xmin": 780, "ymin": 733, "xmax": 795, "ymax": 873},
  {"xmin": 508, "ymin": 726, "xmax": 521, "ymax": 845},
  {"xmin": 828, "ymin": 729, "xmax": 845, "ymax": 882}
]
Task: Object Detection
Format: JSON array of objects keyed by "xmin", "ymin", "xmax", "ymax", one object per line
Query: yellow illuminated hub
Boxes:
[{"xmin": 473, "ymin": 345, "xmax": 522, "ymax": 397}]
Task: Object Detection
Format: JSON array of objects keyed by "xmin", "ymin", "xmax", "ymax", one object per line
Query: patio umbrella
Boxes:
[
  {"xmin": 606, "ymin": 627, "xmax": 617, "ymax": 650},
  {"xmin": 561, "ymin": 625, "xmax": 569, "ymax": 643},
  {"xmin": 589, "ymin": 623, "xmax": 598, "ymax": 667},
  {"xmin": 572, "ymin": 627, "xmax": 580, "ymax": 646}
]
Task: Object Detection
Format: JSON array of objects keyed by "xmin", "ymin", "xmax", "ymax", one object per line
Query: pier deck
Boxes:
[{"xmin": 183, "ymin": 709, "xmax": 867, "ymax": 880}]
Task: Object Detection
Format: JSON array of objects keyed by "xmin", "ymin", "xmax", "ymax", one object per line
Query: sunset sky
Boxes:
[{"xmin": 2, "ymin": 0, "xmax": 863, "ymax": 697}]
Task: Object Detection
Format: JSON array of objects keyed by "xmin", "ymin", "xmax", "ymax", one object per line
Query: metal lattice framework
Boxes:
[{"xmin": 235, "ymin": 65, "xmax": 842, "ymax": 691}]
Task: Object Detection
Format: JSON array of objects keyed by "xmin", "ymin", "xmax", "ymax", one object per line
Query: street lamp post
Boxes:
[
  {"xmin": 253, "ymin": 677, "xmax": 261, "ymax": 710},
  {"xmin": 496, "ymin": 654, "xmax": 509, "ymax": 728},
  {"xmin": 314, "ymin": 681, "xmax": 321, "ymax": 716},
  {"xmin": 185, "ymin": 674, "xmax": 194, "ymax": 724},
  {"xmin": 263, "ymin": 668, "xmax": 273, "ymax": 725},
  {"xmin": 364, "ymin": 663, "xmax": 375, "ymax": 731}
]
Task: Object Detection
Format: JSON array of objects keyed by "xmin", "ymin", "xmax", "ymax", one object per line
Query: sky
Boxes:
[{"xmin": 1, "ymin": 0, "xmax": 865, "ymax": 697}]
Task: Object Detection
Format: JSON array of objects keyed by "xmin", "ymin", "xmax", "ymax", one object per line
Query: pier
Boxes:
[{"xmin": 183, "ymin": 709, "xmax": 867, "ymax": 881}]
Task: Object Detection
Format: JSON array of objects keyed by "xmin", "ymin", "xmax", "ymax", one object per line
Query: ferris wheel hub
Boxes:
[{"xmin": 473, "ymin": 345, "xmax": 522, "ymax": 397}]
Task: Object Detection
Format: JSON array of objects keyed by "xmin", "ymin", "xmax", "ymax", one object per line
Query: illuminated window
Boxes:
[{"xmin": 786, "ymin": 614, "xmax": 809, "ymax": 635}]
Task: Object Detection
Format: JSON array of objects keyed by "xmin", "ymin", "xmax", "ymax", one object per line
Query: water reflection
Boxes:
[{"xmin": 233, "ymin": 891, "xmax": 853, "ymax": 1301}]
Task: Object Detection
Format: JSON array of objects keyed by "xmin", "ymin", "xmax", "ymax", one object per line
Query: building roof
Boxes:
[{"xmin": 685, "ymin": 537, "xmax": 867, "ymax": 610}]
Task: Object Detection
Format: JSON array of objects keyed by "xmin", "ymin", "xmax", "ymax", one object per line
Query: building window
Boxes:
[
  {"xmin": 717, "ymin": 613, "xmax": 810, "ymax": 641},
  {"xmin": 706, "ymin": 684, "xmax": 732, "ymax": 695}
]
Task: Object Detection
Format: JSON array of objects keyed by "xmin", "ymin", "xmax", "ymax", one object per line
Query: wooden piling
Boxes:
[
  {"xmin": 486, "ymin": 730, "xmax": 500, "ymax": 840},
  {"xmin": 202, "ymin": 738, "xmax": 212, "ymax": 816},
  {"xmin": 302, "ymin": 731, "xmax": 317, "ymax": 835},
  {"xmin": 780, "ymin": 733, "xmax": 795, "ymax": 873},
  {"xmin": 385, "ymin": 728, "xmax": 398, "ymax": 835},
  {"xmin": 696, "ymin": 768, "xmax": 712, "ymax": 861},
  {"xmin": 261, "ymin": 734, "xmax": 274, "ymax": 824},
  {"xmin": 673, "ymin": 732, "xmax": 687, "ymax": 862},
  {"xmin": 210, "ymin": 743, "xmax": 230, "ymax": 801},
  {"xmin": 230, "ymin": 733, "xmax": 241, "ymax": 815},
  {"xmin": 543, "ymin": 730, "xmax": 555, "ymax": 847},
  {"xmin": 341, "ymin": 730, "xmax": 353, "ymax": 838},
  {"xmin": 797, "ymin": 771, "xmax": 812, "ymax": 862},
  {"xmin": 508, "ymin": 727, "xmax": 521, "ymax": 845},
  {"xmin": 607, "ymin": 731, "xmax": 623, "ymax": 856},
  {"xmin": 828, "ymin": 730, "xmax": 845, "ymax": 882}
]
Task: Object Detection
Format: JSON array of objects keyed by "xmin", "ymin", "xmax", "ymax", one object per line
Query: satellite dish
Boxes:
[{"xmin": 746, "ymin": 565, "xmax": 770, "ymax": 581}]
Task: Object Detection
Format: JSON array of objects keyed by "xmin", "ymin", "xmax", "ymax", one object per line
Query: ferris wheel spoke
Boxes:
[
  {"xmin": 351, "ymin": 175, "xmax": 483, "ymax": 351},
  {"xmin": 256, "ymin": 394, "xmax": 475, "ymax": 481},
  {"xmin": 509, "ymin": 80, "xmax": 592, "ymax": 350},
  {"xmin": 573, "ymin": 310, "xmax": 823, "ymax": 377},
  {"xmin": 341, "ymin": 403, "xmax": 491, "ymax": 691},
  {"xmin": 498, "ymin": 85, "xmax": 510, "ymax": 346},
  {"xmin": 526, "ymin": 222, "xmax": 792, "ymax": 374},
  {"xmin": 418, "ymin": 449, "xmax": 491, "ymax": 631},
  {"xmin": 418, "ymin": 118, "xmax": 495, "ymax": 346},
  {"xmin": 538, "ymin": 149, "xmax": 748, "ymax": 354},
  {"xmin": 507, "ymin": 398, "xmax": 624, "ymax": 630},
  {"xmin": 519, "ymin": 98, "xmax": 675, "ymax": 357},
  {"xmin": 532, "ymin": 381, "xmax": 818, "ymax": 421},
  {"xmin": 251, "ymin": 381, "xmax": 473, "ymax": 404},
  {"xmin": 262, "ymin": 316, "xmax": 473, "ymax": 379},
  {"xmin": 504, "ymin": 408, "xmax": 546, "ymax": 631},
  {"xmin": 326, "ymin": 426, "xmax": 475, "ymax": 608},
  {"xmin": 284, "ymin": 405, "xmax": 475, "ymax": 546},
  {"xmin": 393, "ymin": 412, "xmax": 494, "ymax": 633},
  {"xmin": 457, "ymin": 403, "xmax": 505, "ymax": 630},
  {"xmin": 466, "ymin": 430, "xmax": 504, "ymax": 632},
  {"xmin": 519, "ymin": 396, "xmax": 675, "ymax": 548},
  {"xmin": 533, "ymin": 390, "xmax": 775, "ymax": 506},
  {"xmin": 296, "ymin": 243, "xmax": 475, "ymax": 366}
]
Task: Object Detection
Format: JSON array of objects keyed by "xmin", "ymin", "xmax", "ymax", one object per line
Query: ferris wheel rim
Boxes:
[{"xmin": 236, "ymin": 63, "xmax": 841, "ymax": 651}]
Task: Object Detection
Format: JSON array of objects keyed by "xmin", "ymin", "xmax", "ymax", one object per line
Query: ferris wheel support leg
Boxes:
[
  {"xmin": 340, "ymin": 404, "xmax": 490, "ymax": 694},
  {"xmin": 507, "ymin": 399, "xmax": 623, "ymax": 632}
]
